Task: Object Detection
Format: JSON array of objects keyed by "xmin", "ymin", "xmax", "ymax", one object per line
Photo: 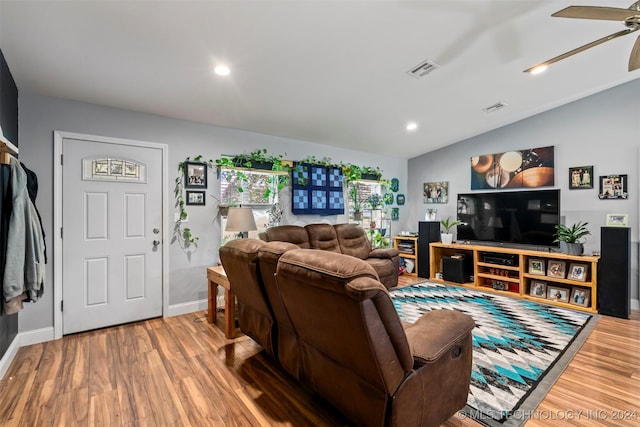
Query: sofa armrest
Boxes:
[
  {"xmin": 368, "ymin": 248, "xmax": 400, "ymax": 259},
  {"xmin": 404, "ymin": 309, "xmax": 475, "ymax": 365}
]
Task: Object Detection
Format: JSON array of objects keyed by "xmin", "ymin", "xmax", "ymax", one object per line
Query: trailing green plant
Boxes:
[
  {"xmin": 174, "ymin": 155, "xmax": 214, "ymax": 247},
  {"xmin": 554, "ymin": 221, "xmax": 590, "ymax": 243},
  {"xmin": 215, "ymin": 149, "xmax": 291, "ymax": 198},
  {"xmin": 440, "ymin": 217, "xmax": 461, "ymax": 234}
]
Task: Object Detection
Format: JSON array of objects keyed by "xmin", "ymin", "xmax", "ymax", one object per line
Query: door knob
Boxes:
[{"xmin": 153, "ymin": 240, "xmax": 160, "ymax": 248}]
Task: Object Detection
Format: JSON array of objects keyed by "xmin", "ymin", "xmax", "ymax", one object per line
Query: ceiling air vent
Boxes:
[
  {"xmin": 407, "ymin": 59, "xmax": 440, "ymax": 79},
  {"xmin": 483, "ymin": 102, "xmax": 508, "ymax": 113}
]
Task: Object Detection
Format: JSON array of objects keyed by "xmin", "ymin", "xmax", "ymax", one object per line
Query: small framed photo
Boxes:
[
  {"xmin": 186, "ymin": 191, "xmax": 206, "ymax": 206},
  {"xmin": 568, "ymin": 166, "xmax": 593, "ymax": 189},
  {"xmin": 568, "ymin": 263, "xmax": 588, "ymax": 281},
  {"xmin": 570, "ymin": 287, "xmax": 591, "ymax": 307},
  {"xmin": 528, "ymin": 258, "xmax": 546, "ymax": 276},
  {"xmin": 185, "ymin": 161, "xmax": 208, "ymax": 188},
  {"xmin": 425, "ymin": 208, "xmax": 437, "ymax": 221},
  {"xmin": 547, "ymin": 285, "xmax": 569, "ymax": 303},
  {"xmin": 396, "ymin": 194, "xmax": 405, "ymax": 205},
  {"xmin": 547, "ymin": 260, "xmax": 566, "ymax": 278},
  {"xmin": 423, "ymin": 181, "xmax": 449, "ymax": 204},
  {"xmin": 606, "ymin": 213, "xmax": 628, "ymax": 227},
  {"xmin": 530, "ymin": 280, "xmax": 547, "ymax": 298},
  {"xmin": 598, "ymin": 174, "xmax": 628, "ymax": 199}
]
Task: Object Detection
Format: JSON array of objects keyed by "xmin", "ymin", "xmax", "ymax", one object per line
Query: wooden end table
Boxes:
[{"xmin": 207, "ymin": 265, "xmax": 236, "ymax": 338}]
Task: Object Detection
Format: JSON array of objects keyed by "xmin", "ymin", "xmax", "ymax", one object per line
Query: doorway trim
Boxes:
[{"xmin": 53, "ymin": 131, "xmax": 169, "ymax": 339}]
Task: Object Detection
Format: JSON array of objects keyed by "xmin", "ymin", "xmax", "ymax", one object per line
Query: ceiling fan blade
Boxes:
[
  {"xmin": 630, "ymin": 34, "xmax": 640, "ymax": 71},
  {"xmin": 524, "ymin": 28, "xmax": 632, "ymax": 73},
  {"xmin": 552, "ymin": 6, "xmax": 637, "ymax": 21}
]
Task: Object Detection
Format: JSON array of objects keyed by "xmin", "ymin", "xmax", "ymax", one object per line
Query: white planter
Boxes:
[{"xmin": 441, "ymin": 233, "xmax": 454, "ymax": 245}]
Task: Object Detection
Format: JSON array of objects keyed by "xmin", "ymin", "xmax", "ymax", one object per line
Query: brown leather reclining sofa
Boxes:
[
  {"xmin": 219, "ymin": 238, "xmax": 475, "ymax": 427},
  {"xmin": 260, "ymin": 223, "xmax": 400, "ymax": 289}
]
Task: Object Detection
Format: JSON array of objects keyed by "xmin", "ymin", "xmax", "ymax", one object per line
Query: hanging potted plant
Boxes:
[
  {"xmin": 554, "ymin": 221, "xmax": 590, "ymax": 256},
  {"xmin": 440, "ymin": 217, "xmax": 461, "ymax": 245}
]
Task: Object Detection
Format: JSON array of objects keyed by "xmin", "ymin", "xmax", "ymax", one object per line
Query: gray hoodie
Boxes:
[{"xmin": 3, "ymin": 156, "xmax": 45, "ymax": 310}]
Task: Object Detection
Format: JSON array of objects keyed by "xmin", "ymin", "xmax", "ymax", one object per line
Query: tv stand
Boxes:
[{"xmin": 429, "ymin": 242, "xmax": 599, "ymax": 313}]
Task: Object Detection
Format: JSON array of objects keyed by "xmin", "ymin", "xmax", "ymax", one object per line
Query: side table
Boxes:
[{"xmin": 207, "ymin": 265, "xmax": 236, "ymax": 338}]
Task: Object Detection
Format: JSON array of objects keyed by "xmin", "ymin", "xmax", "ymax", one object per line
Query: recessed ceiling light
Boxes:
[
  {"xmin": 214, "ymin": 64, "xmax": 231, "ymax": 76},
  {"xmin": 406, "ymin": 122, "xmax": 418, "ymax": 131}
]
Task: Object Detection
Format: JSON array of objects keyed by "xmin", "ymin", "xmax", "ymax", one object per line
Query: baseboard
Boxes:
[
  {"xmin": 20, "ymin": 327, "xmax": 55, "ymax": 347},
  {"xmin": 0, "ymin": 335, "xmax": 20, "ymax": 379},
  {"xmin": 0, "ymin": 327, "xmax": 54, "ymax": 380},
  {"xmin": 632, "ymin": 299, "xmax": 639, "ymax": 311},
  {"xmin": 166, "ymin": 298, "xmax": 208, "ymax": 317}
]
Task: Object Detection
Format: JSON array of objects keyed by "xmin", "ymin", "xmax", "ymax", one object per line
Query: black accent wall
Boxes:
[{"xmin": 0, "ymin": 48, "xmax": 19, "ymax": 360}]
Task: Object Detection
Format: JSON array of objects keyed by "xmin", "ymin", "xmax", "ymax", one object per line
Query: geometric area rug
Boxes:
[{"xmin": 390, "ymin": 281, "xmax": 598, "ymax": 427}]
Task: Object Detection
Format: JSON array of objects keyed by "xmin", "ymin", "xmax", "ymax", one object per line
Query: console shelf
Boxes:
[{"xmin": 429, "ymin": 242, "xmax": 599, "ymax": 313}]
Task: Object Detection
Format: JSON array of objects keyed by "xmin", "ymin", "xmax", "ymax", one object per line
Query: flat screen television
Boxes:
[{"xmin": 456, "ymin": 189, "xmax": 560, "ymax": 247}]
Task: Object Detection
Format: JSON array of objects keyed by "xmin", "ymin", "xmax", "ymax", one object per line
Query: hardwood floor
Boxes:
[{"xmin": 1, "ymin": 274, "xmax": 638, "ymax": 426}]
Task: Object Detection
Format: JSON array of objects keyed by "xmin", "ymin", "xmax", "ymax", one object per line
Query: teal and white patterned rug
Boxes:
[{"xmin": 391, "ymin": 282, "xmax": 597, "ymax": 426}]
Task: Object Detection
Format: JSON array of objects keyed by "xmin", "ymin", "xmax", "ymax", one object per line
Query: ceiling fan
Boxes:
[{"xmin": 524, "ymin": 1, "xmax": 640, "ymax": 73}]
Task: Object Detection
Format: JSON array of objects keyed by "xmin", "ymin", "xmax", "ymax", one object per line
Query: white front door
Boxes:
[{"xmin": 61, "ymin": 136, "xmax": 164, "ymax": 334}]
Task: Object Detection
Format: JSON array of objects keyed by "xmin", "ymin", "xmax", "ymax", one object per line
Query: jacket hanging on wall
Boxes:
[{"xmin": 2, "ymin": 157, "xmax": 45, "ymax": 314}]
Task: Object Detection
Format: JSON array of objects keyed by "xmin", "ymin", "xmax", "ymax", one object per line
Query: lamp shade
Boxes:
[{"xmin": 225, "ymin": 207, "xmax": 257, "ymax": 233}]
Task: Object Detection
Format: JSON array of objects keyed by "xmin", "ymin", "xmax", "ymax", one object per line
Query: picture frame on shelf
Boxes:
[
  {"xmin": 547, "ymin": 260, "xmax": 566, "ymax": 279},
  {"xmin": 425, "ymin": 208, "xmax": 437, "ymax": 221},
  {"xmin": 606, "ymin": 213, "xmax": 628, "ymax": 227},
  {"xmin": 598, "ymin": 174, "xmax": 628, "ymax": 199},
  {"xmin": 184, "ymin": 161, "xmax": 208, "ymax": 188},
  {"xmin": 547, "ymin": 285, "xmax": 569, "ymax": 303},
  {"xmin": 530, "ymin": 280, "xmax": 547, "ymax": 298},
  {"xmin": 570, "ymin": 287, "xmax": 591, "ymax": 307},
  {"xmin": 528, "ymin": 258, "xmax": 546, "ymax": 275},
  {"xmin": 186, "ymin": 190, "xmax": 206, "ymax": 206},
  {"xmin": 568, "ymin": 166, "xmax": 593, "ymax": 189},
  {"xmin": 567, "ymin": 263, "xmax": 588, "ymax": 281}
]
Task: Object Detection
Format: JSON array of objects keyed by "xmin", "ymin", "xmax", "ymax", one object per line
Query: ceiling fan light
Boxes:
[{"xmin": 529, "ymin": 64, "xmax": 548, "ymax": 75}]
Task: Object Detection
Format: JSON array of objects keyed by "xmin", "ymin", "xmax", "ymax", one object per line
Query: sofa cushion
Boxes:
[
  {"xmin": 334, "ymin": 223, "xmax": 372, "ymax": 260},
  {"xmin": 264, "ymin": 225, "xmax": 311, "ymax": 249},
  {"xmin": 304, "ymin": 223, "xmax": 341, "ymax": 253}
]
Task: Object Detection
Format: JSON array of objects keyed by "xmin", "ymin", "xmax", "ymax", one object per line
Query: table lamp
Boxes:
[{"xmin": 225, "ymin": 207, "xmax": 257, "ymax": 238}]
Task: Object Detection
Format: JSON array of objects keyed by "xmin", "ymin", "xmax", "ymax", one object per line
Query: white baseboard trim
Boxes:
[
  {"xmin": 631, "ymin": 299, "xmax": 639, "ymax": 311},
  {"xmin": 0, "ymin": 335, "xmax": 19, "ymax": 379},
  {"xmin": 166, "ymin": 298, "xmax": 208, "ymax": 317},
  {"xmin": 20, "ymin": 327, "xmax": 55, "ymax": 347}
]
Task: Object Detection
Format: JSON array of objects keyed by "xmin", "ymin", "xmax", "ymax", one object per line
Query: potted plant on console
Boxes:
[
  {"xmin": 554, "ymin": 221, "xmax": 591, "ymax": 256},
  {"xmin": 440, "ymin": 217, "xmax": 461, "ymax": 245}
]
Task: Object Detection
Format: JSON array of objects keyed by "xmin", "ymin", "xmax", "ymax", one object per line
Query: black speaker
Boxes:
[
  {"xmin": 442, "ymin": 255, "xmax": 473, "ymax": 284},
  {"xmin": 597, "ymin": 227, "xmax": 630, "ymax": 319},
  {"xmin": 418, "ymin": 221, "xmax": 440, "ymax": 278}
]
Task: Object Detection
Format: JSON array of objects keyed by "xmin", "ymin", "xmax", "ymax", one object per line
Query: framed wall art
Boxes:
[
  {"xmin": 185, "ymin": 161, "xmax": 208, "ymax": 188},
  {"xmin": 391, "ymin": 207, "xmax": 399, "ymax": 221},
  {"xmin": 569, "ymin": 166, "xmax": 593, "ymax": 189},
  {"xmin": 606, "ymin": 213, "xmax": 628, "ymax": 226},
  {"xmin": 396, "ymin": 194, "xmax": 405, "ymax": 205},
  {"xmin": 598, "ymin": 174, "xmax": 628, "ymax": 199},
  {"xmin": 186, "ymin": 190, "xmax": 206, "ymax": 206},
  {"xmin": 470, "ymin": 146, "xmax": 554, "ymax": 190},
  {"xmin": 423, "ymin": 181, "xmax": 448, "ymax": 203}
]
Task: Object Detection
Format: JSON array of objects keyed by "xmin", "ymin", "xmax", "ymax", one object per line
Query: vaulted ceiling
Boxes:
[{"xmin": 1, "ymin": 0, "xmax": 638, "ymax": 159}]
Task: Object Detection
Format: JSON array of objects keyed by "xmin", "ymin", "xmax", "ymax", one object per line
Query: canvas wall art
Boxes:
[
  {"xmin": 470, "ymin": 146, "xmax": 554, "ymax": 190},
  {"xmin": 423, "ymin": 181, "xmax": 448, "ymax": 203}
]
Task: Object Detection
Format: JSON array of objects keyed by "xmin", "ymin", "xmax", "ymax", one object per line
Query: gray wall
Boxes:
[
  {"xmin": 407, "ymin": 78, "xmax": 640, "ymax": 308},
  {"xmin": 18, "ymin": 92, "xmax": 409, "ymax": 332}
]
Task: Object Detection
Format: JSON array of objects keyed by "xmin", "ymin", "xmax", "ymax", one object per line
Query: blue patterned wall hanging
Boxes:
[{"xmin": 292, "ymin": 162, "xmax": 344, "ymax": 215}]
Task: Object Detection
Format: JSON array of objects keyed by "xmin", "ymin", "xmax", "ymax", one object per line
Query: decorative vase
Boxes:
[{"xmin": 441, "ymin": 233, "xmax": 454, "ymax": 245}]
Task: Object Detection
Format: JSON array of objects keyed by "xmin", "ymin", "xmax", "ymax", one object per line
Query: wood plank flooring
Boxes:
[{"xmin": 1, "ymin": 274, "xmax": 639, "ymax": 426}]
